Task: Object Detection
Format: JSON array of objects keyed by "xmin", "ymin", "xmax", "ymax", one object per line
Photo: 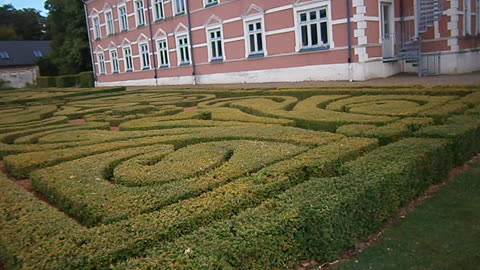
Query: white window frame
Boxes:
[
  {"xmin": 123, "ymin": 46, "xmax": 134, "ymax": 72},
  {"xmin": 139, "ymin": 43, "xmax": 151, "ymax": 70},
  {"xmin": 98, "ymin": 53, "xmax": 106, "ymax": 75},
  {"xmin": 157, "ymin": 38, "xmax": 170, "ymax": 67},
  {"xmin": 176, "ymin": 33, "xmax": 191, "ymax": 65},
  {"xmin": 110, "ymin": 49, "xmax": 120, "ymax": 73},
  {"xmin": 93, "ymin": 16, "xmax": 101, "ymax": 40},
  {"xmin": 465, "ymin": 0, "xmax": 472, "ymax": 35},
  {"xmin": 477, "ymin": 0, "xmax": 480, "ymax": 34},
  {"xmin": 294, "ymin": 2, "xmax": 334, "ymax": 52},
  {"xmin": 244, "ymin": 17, "xmax": 267, "ymax": 57},
  {"xmin": 153, "ymin": 0, "xmax": 165, "ymax": 21},
  {"xmin": 118, "ymin": 5, "xmax": 129, "ymax": 32},
  {"xmin": 206, "ymin": 26, "xmax": 224, "ymax": 62},
  {"xmin": 135, "ymin": 0, "xmax": 146, "ymax": 27},
  {"xmin": 204, "ymin": 0, "xmax": 218, "ymax": 7},
  {"xmin": 173, "ymin": 0, "xmax": 186, "ymax": 15},
  {"xmin": 105, "ymin": 10, "xmax": 115, "ymax": 36}
]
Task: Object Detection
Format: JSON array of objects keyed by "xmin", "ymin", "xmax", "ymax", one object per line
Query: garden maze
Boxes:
[{"xmin": 0, "ymin": 86, "xmax": 479, "ymax": 269}]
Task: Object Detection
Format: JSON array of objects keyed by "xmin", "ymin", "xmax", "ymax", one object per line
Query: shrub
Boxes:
[
  {"xmin": 36, "ymin": 76, "xmax": 56, "ymax": 88},
  {"xmin": 55, "ymin": 75, "xmax": 77, "ymax": 88},
  {"xmin": 78, "ymin": 71, "xmax": 94, "ymax": 88}
]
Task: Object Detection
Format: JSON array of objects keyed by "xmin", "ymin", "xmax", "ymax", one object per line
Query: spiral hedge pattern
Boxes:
[{"xmin": 0, "ymin": 86, "xmax": 479, "ymax": 269}]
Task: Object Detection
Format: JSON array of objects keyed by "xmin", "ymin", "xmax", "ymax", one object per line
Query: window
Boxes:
[
  {"xmin": 98, "ymin": 53, "xmax": 106, "ymax": 75},
  {"xmin": 123, "ymin": 46, "xmax": 134, "ymax": 71},
  {"xmin": 177, "ymin": 35, "xmax": 190, "ymax": 65},
  {"xmin": 119, "ymin": 5, "xmax": 129, "ymax": 31},
  {"xmin": 110, "ymin": 50, "xmax": 120, "ymax": 73},
  {"xmin": 140, "ymin": 43, "xmax": 151, "ymax": 69},
  {"xmin": 298, "ymin": 7, "xmax": 329, "ymax": 50},
  {"xmin": 0, "ymin": 51, "xmax": 9, "ymax": 59},
  {"xmin": 207, "ymin": 28, "xmax": 223, "ymax": 61},
  {"xmin": 93, "ymin": 16, "xmax": 101, "ymax": 39},
  {"xmin": 106, "ymin": 11, "xmax": 114, "ymax": 35},
  {"xmin": 173, "ymin": 0, "xmax": 186, "ymax": 15},
  {"xmin": 477, "ymin": 0, "xmax": 480, "ymax": 34},
  {"xmin": 154, "ymin": 0, "xmax": 165, "ymax": 21},
  {"xmin": 465, "ymin": 0, "xmax": 472, "ymax": 35},
  {"xmin": 204, "ymin": 0, "xmax": 218, "ymax": 7},
  {"xmin": 33, "ymin": 50, "xmax": 43, "ymax": 57},
  {"xmin": 135, "ymin": 0, "xmax": 146, "ymax": 27},
  {"xmin": 157, "ymin": 39, "xmax": 169, "ymax": 67},
  {"xmin": 246, "ymin": 19, "xmax": 264, "ymax": 56}
]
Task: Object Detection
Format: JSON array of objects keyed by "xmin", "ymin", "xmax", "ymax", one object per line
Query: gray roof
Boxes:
[{"xmin": 0, "ymin": 41, "xmax": 52, "ymax": 67}]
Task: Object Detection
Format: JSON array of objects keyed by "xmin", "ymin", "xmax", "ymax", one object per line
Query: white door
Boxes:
[{"xmin": 381, "ymin": 2, "xmax": 394, "ymax": 58}]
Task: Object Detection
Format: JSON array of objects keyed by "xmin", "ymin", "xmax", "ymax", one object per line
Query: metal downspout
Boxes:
[
  {"xmin": 82, "ymin": 1, "xmax": 97, "ymax": 86},
  {"xmin": 185, "ymin": 0, "xmax": 197, "ymax": 85},
  {"xmin": 346, "ymin": 0, "xmax": 353, "ymax": 82},
  {"xmin": 146, "ymin": 0, "xmax": 159, "ymax": 86}
]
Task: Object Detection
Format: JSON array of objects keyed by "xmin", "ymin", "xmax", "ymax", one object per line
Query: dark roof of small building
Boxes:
[{"xmin": 0, "ymin": 41, "xmax": 52, "ymax": 67}]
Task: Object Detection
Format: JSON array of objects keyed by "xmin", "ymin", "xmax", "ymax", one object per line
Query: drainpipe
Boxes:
[
  {"xmin": 185, "ymin": 0, "xmax": 197, "ymax": 85},
  {"xmin": 346, "ymin": 0, "xmax": 353, "ymax": 82},
  {"xmin": 146, "ymin": 0, "xmax": 159, "ymax": 86},
  {"xmin": 83, "ymin": 0, "xmax": 97, "ymax": 86}
]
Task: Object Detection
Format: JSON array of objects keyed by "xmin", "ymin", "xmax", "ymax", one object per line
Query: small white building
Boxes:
[{"xmin": 0, "ymin": 41, "xmax": 52, "ymax": 88}]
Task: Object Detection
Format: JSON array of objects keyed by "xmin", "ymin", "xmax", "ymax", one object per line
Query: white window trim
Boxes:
[
  {"xmin": 173, "ymin": 0, "xmax": 186, "ymax": 16},
  {"xmin": 153, "ymin": 0, "xmax": 165, "ymax": 21},
  {"xmin": 477, "ymin": 0, "xmax": 480, "ymax": 34},
  {"xmin": 293, "ymin": 1, "xmax": 334, "ymax": 52},
  {"xmin": 110, "ymin": 49, "xmax": 120, "ymax": 73},
  {"xmin": 204, "ymin": 0, "xmax": 218, "ymax": 8},
  {"xmin": 206, "ymin": 25, "xmax": 225, "ymax": 62},
  {"xmin": 118, "ymin": 4, "xmax": 129, "ymax": 32},
  {"xmin": 243, "ymin": 15, "xmax": 267, "ymax": 58},
  {"xmin": 139, "ymin": 42, "xmax": 151, "ymax": 70},
  {"xmin": 134, "ymin": 0, "xmax": 146, "ymax": 27},
  {"xmin": 175, "ymin": 32, "xmax": 192, "ymax": 65},
  {"xmin": 98, "ymin": 53, "xmax": 106, "ymax": 75},
  {"xmin": 93, "ymin": 15, "xmax": 102, "ymax": 40},
  {"xmin": 156, "ymin": 38, "xmax": 170, "ymax": 67},
  {"xmin": 123, "ymin": 46, "xmax": 134, "ymax": 72},
  {"xmin": 105, "ymin": 10, "xmax": 115, "ymax": 36},
  {"xmin": 378, "ymin": 0, "xmax": 395, "ymax": 44},
  {"xmin": 464, "ymin": 0, "xmax": 473, "ymax": 35}
]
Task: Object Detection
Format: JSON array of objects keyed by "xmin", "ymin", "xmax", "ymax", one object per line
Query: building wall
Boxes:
[
  {"xmin": 0, "ymin": 66, "xmax": 39, "ymax": 88},
  {"xmin": 85, "ymin": 0, "xmax": 480, "ymax": 86}
]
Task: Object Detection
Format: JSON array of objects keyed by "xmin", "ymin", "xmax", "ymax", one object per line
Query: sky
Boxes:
[{"xmin": 1, "ymin": 0, "xmax": 48, "ymax": 15}]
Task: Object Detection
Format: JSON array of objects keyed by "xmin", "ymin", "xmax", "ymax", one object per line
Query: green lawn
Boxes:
[{"xmin": 339, "ymin": 160, "xmax": 480, "ymax": 270}]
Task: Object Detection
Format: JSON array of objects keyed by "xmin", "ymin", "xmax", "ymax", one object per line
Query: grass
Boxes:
[{"xmin": 339, "ymin": 159, "xmax": 480, "ymax": 270}]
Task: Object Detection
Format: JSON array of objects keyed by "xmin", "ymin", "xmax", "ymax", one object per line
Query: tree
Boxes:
[
  {"xmin": 44, "ymin": 0, "xmax": 91, "ymax": 75},
  {"xmin": 0, "ymin": 4, "xmax": 47, "ymax": 40}
]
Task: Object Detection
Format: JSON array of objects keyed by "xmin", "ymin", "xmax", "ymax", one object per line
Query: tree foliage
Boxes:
[
  {"xmin": 0, "ymin": 4, "xmax": 47, "ymax": 40},
  {"xmin": 44, "ymin": 0, "xmax": 91, "ymax": 75}
]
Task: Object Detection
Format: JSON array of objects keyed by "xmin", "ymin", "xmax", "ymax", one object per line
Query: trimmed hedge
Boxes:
[
  {"xmin": 55, "ymin": 75, "xmax": 77, "ymax": 88},
  {"xmin": 78, "ymin": 71, "xmax": 94, "ymax": 88},
  {"xmin": 36, "ymin": 76, "xmax": 56, "ymax": 88},
  {"xmin": 113, "ymin": 138, "xmax": 450, "ymax": 270}
]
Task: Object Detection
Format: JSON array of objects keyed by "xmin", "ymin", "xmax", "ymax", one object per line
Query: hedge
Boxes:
[
  {"xmin": 36, "ymin": 76, "xmax": 56, "ymax": 88},
  {"xmin": 55, "ymin": 75, "xmax": 77, "ymax": 88},
  {"xmin": 113, "ymin": 138, "xmax": 450, "ymax": 270},
  {"xmin": 78, "ymin": 71, "xmax": 94, "ymax": 88}
]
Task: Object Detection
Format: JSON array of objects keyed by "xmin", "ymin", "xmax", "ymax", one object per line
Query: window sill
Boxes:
[
  {"xmin": 159, "ymin": 65, "xmax": 169, "ymax": 68},
  {"xmin": 142, "ymin": 67, "xmax": 151, "ymax": 70},
  {"xmin": 108, "ymin": 33, "xmax": 115, "ymax": 37},
  {"xmin": 210, "ymin": 58, "xmax": 223, "ymax": 63},
  {"xmin": 126, "ymin": 70, "xmax": 133, "ymax": 73},
  {"xmin": 137, "ymin": 24, "xmax": 146, "ymax": 29},
  {"xmin": 155, "ymin": 18, "xmax": 165, "ymax": 23},
  {"xmin": 95, "ymin": 38, "xmax": 101, "ymax": 41},
  {"xmin": 248, "ymin": 53, "xmax": 264, "ymax": 58},
  {"xmin": 113, "ymin": 71, "xmax": 119, "ymax": 74},
  {"xmin": 179, "ymin": 62, "xmax": 191, "ymax": 66},
  {"xmin": 121, "ymin": 29, "xmax": 129, "ymax": 33},
  {"xmin": 299, "ymin": 45, "xmax": 330, "ymax": 53},
  {"xmin": 175, "ymin": 12, "xmax": 185, "ymax": 16}
]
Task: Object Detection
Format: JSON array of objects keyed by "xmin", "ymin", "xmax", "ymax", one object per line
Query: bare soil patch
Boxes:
[
  {"xmin": 184, "ymin": 106, "xmax": 198, "ymax": 111},
  {"xmin": 68, "ymin": 118, "xmax": 86, "ymax": 124}
]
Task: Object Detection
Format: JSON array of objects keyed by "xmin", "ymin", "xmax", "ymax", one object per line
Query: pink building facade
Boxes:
[{"xmin": 83, "ymin": 0, "xmax": 480, "ymax": 86}]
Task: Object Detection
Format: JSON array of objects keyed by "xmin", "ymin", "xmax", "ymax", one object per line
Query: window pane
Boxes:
[
  {"xmin": 256, "ymin": 22, "xmax": 261, "ymax": 30},
  {"xmin": 300, "ymin": 13, "xmax": 307, "ymax": 22},
  {"xmin": 301, "ymin": 25, "xmax": 308, "ymax": 46},
  {"xmin": 321, "ymin": 22, "xmax": 328, "ymax": 44},
  {"xmin": 320, "ymin": 9, "xmax": 327, "ymax": 18},
  {"xmin": 217, "ymin": 40, "xmax": 222, "ymax": 57},
  {"xmin": 310, "ymin": 11, "xmax": 317, "ymax": 20},
  {"xmin": 249, "ymin": 34, "xmax": 255, "ymax": 52},
  {"xmin": 256, "ymin": 33, "xmax": 263, "ymax": 51},
  {"xmin": 249, "ymin": 24, "xmax": 254, "ymax": 31},
  {"xmin": 311, "ymin": 23, "xmax": 318, "ymax": 45},
  {"xmin": 211, "ymin": 41, "xmax": 217, "ymax": 57}
]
